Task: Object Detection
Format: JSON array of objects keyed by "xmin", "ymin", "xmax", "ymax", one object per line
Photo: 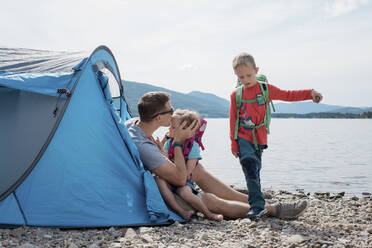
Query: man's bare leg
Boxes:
[
  {"xmin": 193, "ymin": 163, "xmax": 278, "ymax": 217},
  {"xmin": 199, "ymin": 192, "xmax": 250, "ymax": 219},
  {"xmin": 192, "ymin": 163, "xmax": 248, "ymax": 202}
]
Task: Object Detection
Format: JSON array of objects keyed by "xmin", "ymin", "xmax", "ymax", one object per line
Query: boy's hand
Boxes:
[
  {"xmin": 311, "ymin": 90, "xmax": 323, "ymax": 103},
  {"xmin": 155, "ymin": 137, "xmax": 169, "ymax": 158},
  {"xmin": 232, "ymin": 152, "xmax": 239, "ymax": 158}
]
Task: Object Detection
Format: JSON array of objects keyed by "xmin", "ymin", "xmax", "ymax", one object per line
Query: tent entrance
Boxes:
[{"xmin": 0, "ymin": 87, "xmax": 65, "ymax": 200}]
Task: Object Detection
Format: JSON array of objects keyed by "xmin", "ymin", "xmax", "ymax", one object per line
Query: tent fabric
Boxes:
[
  {"xmin": 0, "ymin": 46, "xmax": 182, "ymax": 227},
  {"xmin": 0, "ymin": 194, "xmax": 25, "ymax": 226},
  {"xmin": 0, "ymin": 72, "xmax": 74, "ymax": 97},
  {"xmin": 0, "ymin": 47, "xmax": 88, "ymax": 73}
]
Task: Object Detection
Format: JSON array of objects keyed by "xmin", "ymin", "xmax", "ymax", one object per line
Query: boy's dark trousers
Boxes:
[{"xmin": 237, "ymin": 137, "xmax": 265, "ymax": 212}]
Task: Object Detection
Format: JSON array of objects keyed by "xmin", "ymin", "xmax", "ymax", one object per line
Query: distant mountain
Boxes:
[
  {"xmin": 123, "ymin": 81, "xmax": 229, "ymax": 117},
  {"xmin": 273, "ymin": 101, "xmax": 342, "ymax": 114},
  {"xmin": 274, "ymin": 101, "xmax": 372, "ymax": 114},
  {"xmin": 123, "ymin": 80, "xmax": 371, "ymax": 117},
  {"xmin": 188, "ymin": 91, "xmax": 230, "ymax": 107}
]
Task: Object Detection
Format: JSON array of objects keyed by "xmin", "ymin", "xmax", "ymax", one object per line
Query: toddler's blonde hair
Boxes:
[{"xmin": 173, "ymin": 109, "xmax": 199, "ymax": 130}]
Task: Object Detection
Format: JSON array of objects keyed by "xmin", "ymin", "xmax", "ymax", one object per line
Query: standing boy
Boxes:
[{"xmin": 230, "ymin": 53, "xmax": 323, "ymax": 218}]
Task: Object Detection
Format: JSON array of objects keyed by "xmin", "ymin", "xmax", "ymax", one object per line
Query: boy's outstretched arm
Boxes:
[{"xmin": 311, "ymin": 90, "xmax": 323, "ymax": 103}]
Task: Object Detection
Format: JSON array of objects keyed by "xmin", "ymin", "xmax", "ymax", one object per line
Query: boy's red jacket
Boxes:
[{"xmin": 229, "ymin": 83, "xmax": 313, "ymax": 153}]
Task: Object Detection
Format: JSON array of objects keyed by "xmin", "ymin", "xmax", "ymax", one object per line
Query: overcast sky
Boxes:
[{"xmin": 1, "ymin": 0, "xmax": 371, "ymax": 107}]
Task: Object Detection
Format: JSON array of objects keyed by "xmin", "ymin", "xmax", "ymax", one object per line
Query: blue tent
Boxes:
[{"xmin": 0, "ymin": 46, "xmax": 181, "ymax": 227}]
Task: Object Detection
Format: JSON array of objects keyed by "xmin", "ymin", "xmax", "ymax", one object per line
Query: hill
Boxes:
[
  {"xmin": 274, "ymin": 102, "xmax": 372, "ymax": 114},
  {"xmin": 123, "ymin": 81, "xmax": 229, "ymax": 117},
  {"xmin": 123, "ymin": 81, "xmax": 372, "ymax": 118}
]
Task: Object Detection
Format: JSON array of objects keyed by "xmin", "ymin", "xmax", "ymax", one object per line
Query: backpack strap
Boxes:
[
  {"xmin": 258, "ymin": 82, "xmax": 275, "ymax": 134},
  {"xmin": 234, "ymin": 85, "xmax": 243, "ymax": 139}
]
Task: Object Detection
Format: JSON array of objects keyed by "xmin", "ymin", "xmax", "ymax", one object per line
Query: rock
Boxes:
[
  {"xmin": 141, "ymin": 234, "xmax": 153, "ymax": 243},
  {"xmin": 331, "ymin": 192, "xmax": 345, "ymax": 199},
  {"xmin": 362, "ymin": 192, "xmax": 371, "ymax": 196},
  {"xmin": 109, "ymin": 242, "xmax": 122, "ymax": 248},
  {"xmin": 314, "ymin": 192, "xmax": 330, "ymax": 198},
  {"xmin": 124, "ymin": 228, "xmax": 137, "ymax": 239},
  {"xmin": 19, "ymin": 243, "xmax": 40, "ymax": 248},
  {"xmin": 88, "ymin": 243, "xmax": 100, "ymax": 248},
  {"xmin": 239, "ymin": 218, "xmax": 252, "ymax": 224},
  {"xmin": 139, "ymin": 227, "xmax": 152, "ymax": 234},
  {"xmin": 200, "ymin": 233, "xmax": 209, "ymax": 241},
  {"xmin": 172, "ymin": 221, "xmax": 183, "ymax": 228},
  {"xmin": 43, "ymin": 234, "xmax": 52, "ymax": 239},
  {"xmin": 68, "ymin": 243, "xmax": 79, "ymax": 248},
  {"xmin": 350, "ymin": 196, "xmax": 359, "ymax": 201},
  {"xmin": 296, "ymin": 188, "xmax": 305, "ymax": 194},
  {"xmin": 263, "ymin": 191, "xmax": 273, "ymax": 199},
  {"xmin": 287, "ymin": 234, "xmax": 306, "ymax": 244}
]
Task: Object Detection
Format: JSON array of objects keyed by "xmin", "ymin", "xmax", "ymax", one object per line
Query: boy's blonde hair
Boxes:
[
  {"xmin": 173, "ymin": 109, "xmax": 199, "ymax": 130},
  {"xmin": 232, "ymin": 53, "xmax": 256, "ymax": 70}
]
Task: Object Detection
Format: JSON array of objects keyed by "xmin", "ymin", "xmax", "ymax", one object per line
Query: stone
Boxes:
[
  {"xmin": 109, "ymin": 242, "xmax": 122, "ymax": 248},
  {"xmin": 239, "ymin": 218, "xmax": 252, "ymax": 224},
  {"xmin": 139, "ymin": 227, "xmax": 152, "ymax": 234},
  {"xmin": 350, "ymin": 196, "xmax": 359, "ymax": 201},
  {"xmin": 141, "ymin": 234, "xmax": 153, "ymax": 243},
  {"xmin": 19, "ymin": 243, "xmax": 40, "ymax": 248},
  {"xmin": 124, "ymin": 228, "xmax": 137, "ymax": 239},
  {"xmin": 172, "ymin": 221, "xmax": 183, "ymax": 228},
  {"xmin": 287, "ymin": 234, "xmax": 306, "ymax": 244},
  {"xmin": 88, "ymin": 243, "xmax": 100, "ymax": 248},
  {"xmin": 68, "ymin": 243, "xmax": 79, "ymax": 248}
]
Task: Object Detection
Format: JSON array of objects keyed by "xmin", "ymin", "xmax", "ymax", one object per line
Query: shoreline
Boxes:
[{"xmin": 1, "ymin": 189, "xmax": 371, "ymax": 247}]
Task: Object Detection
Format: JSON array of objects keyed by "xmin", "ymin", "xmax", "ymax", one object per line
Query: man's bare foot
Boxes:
[
  {"xmin": 207, "ymin": 213, "xmax": 224, "ymax": 221},
  {"xmin": 180, "ymin": 210, "xmax": 195, "ymax": 220}
]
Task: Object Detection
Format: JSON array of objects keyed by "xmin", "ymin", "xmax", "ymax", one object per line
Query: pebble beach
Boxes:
[{"xmin": 1, "ymin": 189, "xmax": 371, "ymax": 248}]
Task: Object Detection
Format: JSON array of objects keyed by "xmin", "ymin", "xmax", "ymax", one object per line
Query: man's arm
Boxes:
[
  {"xmin": 152, "ymin": 120, "xmax": 198, "ymax": 186},
  {"xmin": 152, "ymin": 146, "xmax": 187, "ymax": 186}
]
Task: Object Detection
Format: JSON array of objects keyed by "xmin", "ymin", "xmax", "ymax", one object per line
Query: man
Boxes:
[{"xmin": 125, "ymin": 92, "xmax": 307, "ymax": 219}]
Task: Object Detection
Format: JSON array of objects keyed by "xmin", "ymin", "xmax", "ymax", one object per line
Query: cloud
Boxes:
[
  {"xmin": 325, "ymin": 0, "xmax": 371, "ymax": 17},
  {"xmin": 178, "ymin": 64, "xmax": 198, "ymax": 71}
]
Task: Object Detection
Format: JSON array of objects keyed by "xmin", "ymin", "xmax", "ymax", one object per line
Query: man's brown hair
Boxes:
[{"xmin": 138, "ymin": 92, "xmax": 171, "ymax": 122}]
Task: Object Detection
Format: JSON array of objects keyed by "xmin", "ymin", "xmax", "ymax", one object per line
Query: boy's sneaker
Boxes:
[
  {"xmin": 245, "ymin": 208, "xmax": 268, "ymax": 219},
  {"xmin": 275, "ymin": 200, "xmax": 308, "ymax": 219}
]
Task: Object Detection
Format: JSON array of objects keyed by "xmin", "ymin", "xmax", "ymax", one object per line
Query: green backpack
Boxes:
[{"xmin": 234, "ymin": 74, "xmax": 275, "ymax": 150}]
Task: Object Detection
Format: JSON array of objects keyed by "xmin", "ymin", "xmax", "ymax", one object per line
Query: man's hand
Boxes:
[
  {"xmin": 311, "ymin": 90, "xmax": 323, "ymax": 103},
  {"xmin": 232, "ymin": 152, "xmax": 239, "ymax": 158},
  {"xmin": 173, "ymin": 120, "xmax": 198, "ymax": 142}
]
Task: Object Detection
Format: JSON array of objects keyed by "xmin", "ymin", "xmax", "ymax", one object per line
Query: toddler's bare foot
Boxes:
[
  {"xmin": 208, "ymin": 213, "xmax": 223, "ymax": 221},
  {"xmin": 180, "ymin": 210, "xmax": 195, "ymax": 220}
]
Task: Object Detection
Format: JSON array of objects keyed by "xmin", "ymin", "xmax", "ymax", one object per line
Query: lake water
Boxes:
[{"xmin": 155, "ymin": 119, "xmax": 372, "ymax": 195}]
